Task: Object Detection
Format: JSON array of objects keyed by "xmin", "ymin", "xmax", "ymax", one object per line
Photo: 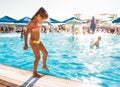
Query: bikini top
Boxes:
[{"xmin": 31, "ymin": 24, "xmax": 41, "ymax": 32}]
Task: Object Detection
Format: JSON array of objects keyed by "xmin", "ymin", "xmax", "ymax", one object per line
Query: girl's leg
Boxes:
[
  {"xmin": 39, "ymin": 42, "xmax": 49, "ymax": 71},
  {"xmin": 31, "ymin": 44, "xmax": 41, "ymax": 77}
]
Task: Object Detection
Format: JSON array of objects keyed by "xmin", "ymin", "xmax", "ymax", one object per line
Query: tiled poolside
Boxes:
[{"xmin": 0, "ymin": 64, "xmax": 102, "ymax": 87}]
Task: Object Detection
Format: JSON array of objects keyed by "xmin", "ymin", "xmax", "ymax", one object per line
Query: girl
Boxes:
[{"xmin": 24, "ymin": 7, "xmax": 49, "ymax": 78}]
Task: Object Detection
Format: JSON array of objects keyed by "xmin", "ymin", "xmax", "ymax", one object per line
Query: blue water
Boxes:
[{"xmin": 0, "ymin": 33, "xmax": 120, "ymax": 87}]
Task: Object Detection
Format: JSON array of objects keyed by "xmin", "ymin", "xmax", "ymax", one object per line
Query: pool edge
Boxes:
[{"xmin": 0, "ymin": 64, "xmax": 102, "ymax": 87}]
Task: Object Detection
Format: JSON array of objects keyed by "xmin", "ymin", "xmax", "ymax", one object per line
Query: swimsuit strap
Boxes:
[
  {"xmin": 31, "ymin": 25, "xmax": 40, "ymax": 30},
  {"xmin": 30, "ymin": 24, "xmax": 41, "ymax": 32},
  {"xmin": 30, "ymin": 20, "xmax": 41, "ymax": 30}
]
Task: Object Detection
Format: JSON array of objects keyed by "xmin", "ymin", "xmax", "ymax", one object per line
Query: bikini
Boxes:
[{"xmin": 30, "ymin": 24, "xmax": 41, "ymax": 45}]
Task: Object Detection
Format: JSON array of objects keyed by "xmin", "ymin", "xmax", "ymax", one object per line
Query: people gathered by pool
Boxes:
[{"xmin": 0, "ymin": 16, "xmax": 120, "ymax": 35}]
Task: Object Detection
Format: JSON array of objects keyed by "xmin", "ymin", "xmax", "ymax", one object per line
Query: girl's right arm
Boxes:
[{"xmin": 23, "ymin": 22, "xmax": 32, "ymax": 50}]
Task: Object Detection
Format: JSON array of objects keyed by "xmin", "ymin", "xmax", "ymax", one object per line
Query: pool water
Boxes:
[{"xmin": 0, "ymin": 33, "xmax": 120, "ymax": 87}]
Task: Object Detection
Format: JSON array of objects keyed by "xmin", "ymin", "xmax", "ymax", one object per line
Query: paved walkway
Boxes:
[
  {"xmin": 0, "ymin": 64, "xmax": 102, "ymax": 87},
  {"xmin": 0, "ymin": 79, "xmax": 19, "ymax": 87}
]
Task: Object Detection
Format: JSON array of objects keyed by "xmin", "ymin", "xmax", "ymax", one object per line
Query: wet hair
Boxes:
[
  {"xmin": 31, "ymin": 7, "xmax": 48, "ymax": 20},
  {"xmin": 98, "ymin": 36, "xmax": 101, "ymax": 41}
]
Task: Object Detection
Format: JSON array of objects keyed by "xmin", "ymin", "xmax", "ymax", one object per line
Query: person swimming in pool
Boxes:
[
  {"xmin": 23, "ymin": 7, "xmax": 49, "ymax": 78},
  {"xmin": 90, "ymin": 36, "xmax": 102, "ymax": 49},
  {"xmin": 93, "ymin": 36, "xmax": 101, "ymax": 47}
]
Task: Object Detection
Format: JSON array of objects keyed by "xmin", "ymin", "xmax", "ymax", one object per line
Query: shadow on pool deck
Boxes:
[
  {"xmin": 21, "ymin": 76, "xmax": 40, "ymax": 87},
  {"xmin": 0, "ymin": 64, "xmax": 102, "ymax": 87}
]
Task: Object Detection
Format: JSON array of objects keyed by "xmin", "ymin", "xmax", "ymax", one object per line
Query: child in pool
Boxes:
[
  {"xmin": 23, "ymin": 7, "xmax": 49, "ymax": 78},
  {"xmin": 93, "ymin": 36, "xmax": 101, "ymax": 47},
  {"xmin": 90, "ymin": 36, "xmax": 102, "ymax": 48}
]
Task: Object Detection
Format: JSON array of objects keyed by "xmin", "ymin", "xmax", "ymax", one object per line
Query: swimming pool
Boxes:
[{"xmin": 0, "ymin": 33, "xmax": 120, "ymax": 87}]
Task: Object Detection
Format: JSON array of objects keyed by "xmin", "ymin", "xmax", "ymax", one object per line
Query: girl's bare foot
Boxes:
[
  {"xmin": 33, "ymin": 72, "xmax": 42, "ymax": 78},
  {"xmin": 42, "ymin": 66, "xmax": 49, "ymax": 71}
]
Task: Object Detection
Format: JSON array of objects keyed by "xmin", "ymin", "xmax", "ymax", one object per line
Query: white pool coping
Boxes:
[{"xmin": 0, "ymin": 64, "xmax": 102, "ymax": 87}]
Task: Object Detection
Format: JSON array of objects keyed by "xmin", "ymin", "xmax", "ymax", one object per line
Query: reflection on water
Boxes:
[{"xmin": 0, "ymin": 33, "xmax": 120, "ymax": 87}]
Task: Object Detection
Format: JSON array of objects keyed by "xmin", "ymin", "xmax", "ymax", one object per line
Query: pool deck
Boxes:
[{"xmin": 0, "ymin": 64, "xmax": 102, "ymax": 87}]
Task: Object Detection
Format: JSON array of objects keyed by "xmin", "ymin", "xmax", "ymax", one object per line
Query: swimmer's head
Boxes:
[{"xmin": 97, "ymin": 36, "xmax": 101, "ymax": 41}]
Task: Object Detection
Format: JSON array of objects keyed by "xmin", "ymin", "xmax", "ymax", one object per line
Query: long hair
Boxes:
[{"xmin": 31, "ymin": 7, "xmax": 48, "ymax": 20}]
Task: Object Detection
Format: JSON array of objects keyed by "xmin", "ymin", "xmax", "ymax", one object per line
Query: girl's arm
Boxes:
[{"xmin": 24, "ymin": 22, "xmax": 32, "ymax": 50}]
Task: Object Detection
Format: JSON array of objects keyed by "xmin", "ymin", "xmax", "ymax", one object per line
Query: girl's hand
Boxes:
[{"xmin": 24, "ymin": 45, "xmax": 28, "ymax": 50}]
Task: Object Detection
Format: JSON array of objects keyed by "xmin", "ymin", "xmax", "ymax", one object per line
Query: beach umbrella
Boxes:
[
  {"xmin": 90, "ymin": 16, "xmax": 96, "ymax": 34},
  {"xmin": 44, "ymin": 18, "xmax": 61, "ymax": 24},
  {"xmin": 112, "ymin": 17, "xmax": 120, "ymax": 23},
  {"xmin": 66, "ymin": 19, "xmax": 81, "ymax": 25},
  {"xmin": 62, "ymin": 17, "xmax": 82, "ymax": 23},
  {"xmin": 0, "ymin": 16, "xmax": 17, "ymax": 23},
  {"xmin": 15, "ymin": 16, "xmax": 31, "ymax": 25},
  {"xmin": 50, "ymin": 18, "xmax": 61, "ymax": 23},
  {"xmin": 17, "ymin": 16, "xmax": 31, "ymax": 23},
  {"xmin": 66, "ymin": 17, "xmax": 81, "ymax": 36}
]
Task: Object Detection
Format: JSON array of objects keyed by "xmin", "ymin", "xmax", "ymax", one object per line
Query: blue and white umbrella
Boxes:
[
  {"xmin": 65, "ymin": 17, "xmax": 82, "ymax": 36},
  {"xmin": 0, "ymin": 16, "xmax": 17, "ymax": 24},
  {"xmin": 112, "ymin": 17, "xmax": 120, "ymax": 23},
  {"xmin": 17, "ymin": 16, "xmax": 31, "ymax": 23}
]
